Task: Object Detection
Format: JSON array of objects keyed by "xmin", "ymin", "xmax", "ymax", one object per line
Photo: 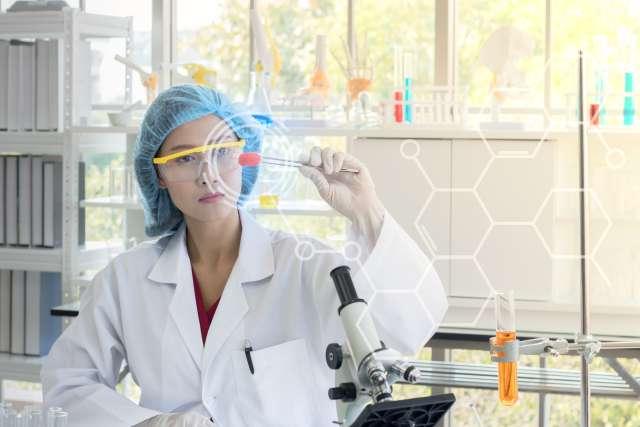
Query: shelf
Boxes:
[
  {"xmin": 80, "ymin": 196, "xmax": 142, "ymax": 210},
  {"xmin": 78, "ymin": 241, "xmax": 125, "ymax": 271},
  {"xmin": 71, "ymin": 126, "xmax": 140, "ymax": 135},
  {"xmin": 79, "ymin": 197, "xmax": 338, "ymax": 217},
  {"xmin": 0, "ymin": 353, "xmax": 43, "ymax": 383},
  {"xmin": 0, "ymin": 243, "xmax": 123, "ymax": 272},
  {"xmin": 0, "ymin": 131, "xmax": 65, "ymax": 155},
  {"xmin": 247, "ymin": 200, "xmax": 337, "ymax": 216},
  {"xmin": 0, "ymin": 10, "xmax": 130, "ymax": 39},
  {"xmin": 61, "ymin": 124, "xmax": 640, "ymax": 142},
  {"xmin": 66, "ymin": 125, "xmax": 551, "ymax": 140},
  {"xmin": 0, "ymin": 131, "xmax": 128, "ymax": 154},
  {"xmin": 0, "ymin": 247, "xmax": 62, "ymax": 272}
]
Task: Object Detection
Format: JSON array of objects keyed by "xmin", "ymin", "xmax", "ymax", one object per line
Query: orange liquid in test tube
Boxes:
[
  {"xmin": 496, "ymin": 330, "xmax": 518, "ymax": 405},
  {"xmin": 495, "ymin": 291, "xmax": 518, "ymax": 406}
]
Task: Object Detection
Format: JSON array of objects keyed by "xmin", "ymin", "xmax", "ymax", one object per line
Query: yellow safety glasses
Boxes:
[
  {"xmin": 153, "ymin": 140, "xmax": 246, "ymax": 183},
  {"xmin": 152, "ymin": 140, "xmax": 246, "ymax": 164}
]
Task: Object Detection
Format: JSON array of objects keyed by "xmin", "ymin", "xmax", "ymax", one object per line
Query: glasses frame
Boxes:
[{"xmin": 152, "ymin": 140, "xmax": 246, "ymax": 165}]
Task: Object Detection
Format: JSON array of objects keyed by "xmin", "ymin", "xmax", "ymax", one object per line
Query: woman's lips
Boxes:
[{"xmin": 198, "ymin": 192, "xmax": 224, "ymax": 203}]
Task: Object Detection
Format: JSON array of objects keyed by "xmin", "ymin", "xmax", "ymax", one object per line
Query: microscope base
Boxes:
[{"xmin": 350, "ymin": 393, "xmax": 456, "ymax": 427}]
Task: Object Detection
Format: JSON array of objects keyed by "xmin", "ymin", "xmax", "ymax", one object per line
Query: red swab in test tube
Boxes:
[{"xmin": 238, "ymin": 152, "xmax": 359, "ymax": 173}]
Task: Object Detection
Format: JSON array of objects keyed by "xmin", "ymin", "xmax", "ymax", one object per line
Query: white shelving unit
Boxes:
[
  {"xmin": 0, "ymin": 8, "xmax": 133, "ymax": 388},
  {"xmin": 0, "ymin": 354, "xmax": 43, "ymax": 384}
]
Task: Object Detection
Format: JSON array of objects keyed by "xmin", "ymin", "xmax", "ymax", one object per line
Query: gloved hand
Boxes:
[
  {"xmin": 299, "ymin": 146, "xmax": 386, "ymax": 249},
  {"xmin": 134, "ymin": 412, "xmax": 214, "ymax": 427}
]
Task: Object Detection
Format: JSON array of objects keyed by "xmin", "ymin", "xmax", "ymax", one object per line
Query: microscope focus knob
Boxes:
[
  {"xmin": 325, "ymin": 343, "xmax": 343, "ymax": 370},
  {"xmin": 328, "ymin": 383, "xmax": 357, "ymax": 401}
]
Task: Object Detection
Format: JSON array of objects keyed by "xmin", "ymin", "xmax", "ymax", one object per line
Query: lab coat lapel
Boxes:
[
  {"xmin": 148, "ymin": 223, "xmax": 203, "ymax": 370},
  {"xmin": 202, "ymin": 209, "xmax": 275, "ymax": 367}
]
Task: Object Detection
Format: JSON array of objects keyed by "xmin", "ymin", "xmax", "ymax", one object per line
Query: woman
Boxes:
[{"xmin": 42, "ymin": 85, "xmax": 448, "ymax": 427}]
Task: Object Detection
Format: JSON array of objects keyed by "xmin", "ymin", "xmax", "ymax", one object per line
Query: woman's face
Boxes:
[{"xmin": 156, "ymin": 114, "xmax": 243, "ymax": 223}]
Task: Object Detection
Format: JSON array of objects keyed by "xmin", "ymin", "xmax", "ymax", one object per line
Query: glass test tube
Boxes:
[
  {"xmin": 46, "ymin": 408, "xmax": 63, "ymax": 427},
  {"xmin": 495, "ymin": 290, "xmax": 518, "ymax": 405},
  {"xmin": 402, "ymin": 50, "xmax": 415, "ymax": 124},
  {"xmin": 393, "ymin": 46, "xmax": 404, "ymax": 123},
  {"xmin": 27, "ymin": 409, "xmax": 43, "ymax": 427},
  {"xmin": 52, "ymin": 412, "xmax": 68, "ymax": 427}
]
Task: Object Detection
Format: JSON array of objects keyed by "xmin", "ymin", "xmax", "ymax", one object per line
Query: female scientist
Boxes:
[{"xmin": 42, "ymin": 85, "xmax": 448, "ymax": 427}]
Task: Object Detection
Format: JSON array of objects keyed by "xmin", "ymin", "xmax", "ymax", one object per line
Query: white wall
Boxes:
[{"xmin": 353, "ymin": 130, "xmax": 640, "ymax": 337}]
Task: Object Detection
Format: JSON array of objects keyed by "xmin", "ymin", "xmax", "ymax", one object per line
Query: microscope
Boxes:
[{"xmin": 325, "ymin": 266, "xmax": 455, "ymax": 427}]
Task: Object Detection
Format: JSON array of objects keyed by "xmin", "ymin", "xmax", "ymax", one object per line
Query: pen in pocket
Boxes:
[{"xmin": 244, "ymin": 339, "xmax": 255, "ymax": 375}]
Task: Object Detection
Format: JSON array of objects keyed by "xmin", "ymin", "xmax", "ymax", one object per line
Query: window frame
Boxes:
[{"xmin": 157, "ymin": 0, "xmax": 556, "ymax": 120}]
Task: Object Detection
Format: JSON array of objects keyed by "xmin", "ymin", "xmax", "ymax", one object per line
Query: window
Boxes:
[
  {"xmin": 456, "ymin": 0, "xmax": 546, "ymax": 123},
  {"xmin": 355, "ymin": 0, "xmax": 436, "ymax": 101},
  {"xmin": 551, "ymin": 1, "xmax": 640, "ymax": 125},
  {"xmin": 176, "ymin": 0, "xmax": 250, "ymax": 100},
  {"xmin": 85, "ymin": 0, "xmax": 152, "ymax": 106},
  {"xmin": 176, "ymin": 0, "xmax": 346, "ymax": 104}
]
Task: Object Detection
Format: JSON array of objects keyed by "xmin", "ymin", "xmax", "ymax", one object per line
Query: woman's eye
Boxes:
[
  {"xmin": 176, "ymin": 155, "xmax": 196, "ymax": 164},
  {"xmin": 210, "ymin": 148, "xmax": 230, "ymax": 159}
]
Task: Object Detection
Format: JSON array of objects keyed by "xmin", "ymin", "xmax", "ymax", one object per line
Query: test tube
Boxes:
[
  {"xmin": 393, "ymin": 46, "xmax": 404, "ymax": 123},
  {"xmin": 52, "ymin": 412, "xmax": 68, "ymax": 427},
  {"xmin": 623, "ymin": 71, "xmax": 635, "ymax": 126},
  {"xmin": 402, "ymin": 51, "xmax": 415, "ymax": 124},
  {"xmin": 27, "ymin": 409, "xmax": 43, "ymax": 427},
  {"xmin": 45, "ymin": 408, "xmax": 63, "ymax": 427},
  {"xmin": 495, "ymin": 290, "xmax": 518, "ymax": 405},
  {"xmin": 0, "ymin": 401, "xmax": 13, "ymax": 417},
  {"xmin": 3, "ymin": 409, "xmax": 18, "ymax": 427}
]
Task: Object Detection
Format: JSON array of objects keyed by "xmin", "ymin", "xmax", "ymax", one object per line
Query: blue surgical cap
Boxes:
[{"xmin": 134, "ymin": 84, "xmax": 262, "ymax": 237}]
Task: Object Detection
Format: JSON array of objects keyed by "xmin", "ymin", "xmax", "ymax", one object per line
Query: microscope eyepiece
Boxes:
[{"xmin": 330, "ymin": 266, "xmax": 366, "ymax": 314}]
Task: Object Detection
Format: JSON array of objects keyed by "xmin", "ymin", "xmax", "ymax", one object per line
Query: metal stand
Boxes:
[
  {"xmin": 577, "ymin": 49, "xmax": 592, "ymax": 427},
  {"xmin": 489, "ymin": 51, "xmax": 640, "ymax": 427}
]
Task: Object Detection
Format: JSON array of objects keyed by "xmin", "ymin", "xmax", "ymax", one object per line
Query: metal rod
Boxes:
[
  {"xmin": 539, "ymin": 356, "xmax": 549, "ymax": 427},
  {"xmin": 605, "ymin": 358, "xmax": 640, "ymax": 398},
  {"xmin": 544, "ymin": 0, "xmax": 551, "ymax": 128},
  {"xmin": 249, "ymin": 0, "xmax": 256, "ymax": 71},
  {"xmin": 599, "ymin": 341, "xmax": 640, "ymax": 350},
  {"xmin": 577, "ymin": 49, "xmax": 591, "ymax": 427},
  {"xmin": 347, "ymin": 0, "xmax": 355, "ymax": 63},
  {"xmin": 262, "ymin": 158, "xmax": 359, "ymax": 174}
]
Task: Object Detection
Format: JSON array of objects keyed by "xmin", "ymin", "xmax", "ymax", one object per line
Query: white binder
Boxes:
[{"xmin": 10, "ymin": 270, "xmax": 25, "ymax": 355}]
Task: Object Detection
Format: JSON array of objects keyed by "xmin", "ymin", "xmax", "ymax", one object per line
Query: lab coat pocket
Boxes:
[{"xmin": 231, "ymin": 338, "xmax": 319, "ymax": 426}]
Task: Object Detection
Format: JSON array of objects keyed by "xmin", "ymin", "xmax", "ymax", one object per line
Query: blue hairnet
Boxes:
[{"xmin": 134, "ymin": 84, "xmax": 262, "ymax": 237}]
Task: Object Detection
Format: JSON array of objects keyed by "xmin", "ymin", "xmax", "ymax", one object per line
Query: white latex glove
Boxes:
[
  {"xmin": 299, "ymin": 146, "xmax": 385, "ymax": 249},
  {"xmin": 134, "ymin": 412, "xmax": 214, "ymax": 427}
]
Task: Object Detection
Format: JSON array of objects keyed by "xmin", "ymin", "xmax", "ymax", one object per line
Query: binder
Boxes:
[
  {"xmin": 18, "ymin": 155, "xmax": 32, "ymax": 246},
  {"xmin": 0, "ymin": 156, "xmax": 5, "ymax": 245},
  {"xmin": 25, "ymin": 271, "xmax": 62, "ymax": 356},
  {"xmin": 48, "ymin": 39, "xmax": 59, "ymax": 131},
  {"xmin": 31, "ymin": 156, "xmax": 44, "ymax": 246},
  {"xmin": 10, "ymin": 270, "xmax": 25, "ymax": 355},
  {"xmin": 43, "ymin": 160, "xmax": 62, "ymax": 247},
  {"xmin": 36, "ymin": 39, "xmax": 50, "ymax": 131},
  {"xmin": 0, "ymin": 270, "xmax": 11, "ymax": 353},
  {"xmin": 5, "ymin": 156, "xmax": 18, "ymax": 245},
  {"xmin": 0, "ymin": 40, "xmax": 9, "ymax": 130},
  {"xmin": 20, "ymin": 42, "xmax": 36, "ymax": 131},
  {"xmin": 7, "ymin": 41, "xmax": 19, "ymax": 131}
]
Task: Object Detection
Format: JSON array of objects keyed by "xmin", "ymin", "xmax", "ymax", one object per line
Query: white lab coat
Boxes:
[{"xmin": 42, "ymin": 209, "xmax": 448, "ymax": 427}]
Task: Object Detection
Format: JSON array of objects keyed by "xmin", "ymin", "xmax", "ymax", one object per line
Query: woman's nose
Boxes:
[{"xmin": 197, "ymin": 160, "xmax": 217, "ymax": 185}]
